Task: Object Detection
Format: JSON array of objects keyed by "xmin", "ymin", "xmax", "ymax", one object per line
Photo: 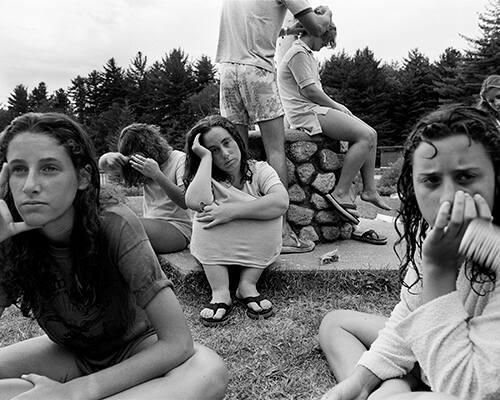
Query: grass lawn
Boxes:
[
  {"xmin": 0, "ymin": 193, "xmax": 402, "ymax": 399},
  {"xmin": 0, "ymin": 270, "xmax": 400, "ymax": 400}
]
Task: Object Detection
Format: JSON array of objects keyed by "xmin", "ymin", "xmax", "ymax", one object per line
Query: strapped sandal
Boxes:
[
  {"xmin": 351, "ymin": 229, "xmax": 387, "ymax": 245},
  {"xmin": 200, "ymin": 302, "xmax": 232, "ymax": 327},
  {"xmin": 237, "ymin": 295, "xmax": 274, "ymax": 320}
]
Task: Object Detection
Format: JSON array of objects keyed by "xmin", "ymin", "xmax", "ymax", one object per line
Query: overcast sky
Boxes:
[{"xmin": 0, "ymin": 0, "xmax": 490, "ymax": 107}]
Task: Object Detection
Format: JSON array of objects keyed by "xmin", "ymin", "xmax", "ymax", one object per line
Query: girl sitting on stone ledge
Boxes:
[
  {"xmin": 277, "ymin": 12, "xmax": 389, "ymax": 225},
  {"xmin": 184, "ymin": 115, "xmax": 289, "ymax": 326}
]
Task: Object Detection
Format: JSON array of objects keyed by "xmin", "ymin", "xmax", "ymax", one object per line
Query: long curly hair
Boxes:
[
  {"xmin": 117, "ymin": 123, "xmax": 172, "ymax": 187},
  {"xmin": 395, "ymin": 105, "xmax": 500, "ymax": 291},
  {"xmin": 183, "ymin": 115, "xmax": 253, "ymax": 187},
  {"xmin": 0, "ymin": 112, "xmax": 103, "ymax": 317}
]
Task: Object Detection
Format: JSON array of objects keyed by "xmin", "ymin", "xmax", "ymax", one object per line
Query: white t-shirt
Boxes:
[{"xmin": 216, "ymin": 0, "xmax": 312, "ymax": 72}]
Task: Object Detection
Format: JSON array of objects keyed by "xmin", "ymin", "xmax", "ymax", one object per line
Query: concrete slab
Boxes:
[{"xmin": 159, "ymin": 217, "xmax": 401, "ymax": 277}]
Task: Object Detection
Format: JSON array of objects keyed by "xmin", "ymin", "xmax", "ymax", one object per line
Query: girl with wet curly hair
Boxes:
[
  {"xmin": 99, "ymin": 123, "xmax": 192, "ymax": 253},
  {"xmin": 319, "ymin": 105, "xmax": 500, "ymax": 400},
  {"xmin": 0, "ymin": 112, "xmax": 227, "ymax": 399},
  {"xmin": 184, "ymin": 115, "xmax": 289, "ymax": 326}
]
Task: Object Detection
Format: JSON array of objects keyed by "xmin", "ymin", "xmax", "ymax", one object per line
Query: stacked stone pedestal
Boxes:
[{"xmin": 248, "ymin": 129, "xmax": 354, "ymax": 243}]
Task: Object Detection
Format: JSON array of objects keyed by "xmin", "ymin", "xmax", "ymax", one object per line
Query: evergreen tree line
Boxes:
[{"xmin": 1, "ymin": 0, "xmax": 498, "ymax": 153}]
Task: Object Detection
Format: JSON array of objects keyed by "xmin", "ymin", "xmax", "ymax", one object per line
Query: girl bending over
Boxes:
[{"xmin": 99, "ymin": 123, "xmax": 191, "ymax": 253}]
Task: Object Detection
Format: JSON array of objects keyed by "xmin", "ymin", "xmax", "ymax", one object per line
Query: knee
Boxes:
[
  {"xmin": 358, "ymin": 127, "xmax": 377, "ymax": 149},
  {"xmin": 319, "ymin": 309, "xmax": 353, "ymax": 342},
  {"xmin": 190, "ymin": 344, "xmax": 229, "ymax": 400}
]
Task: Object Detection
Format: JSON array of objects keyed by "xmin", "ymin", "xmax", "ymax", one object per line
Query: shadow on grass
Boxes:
[{"xmin": 169, "ymin": 266, "xmax": 400, "ymax": 400}]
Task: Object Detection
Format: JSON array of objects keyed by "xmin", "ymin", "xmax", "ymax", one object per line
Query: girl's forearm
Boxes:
[
  {"xmin": 232, "ymin": 192, "xmax": 289, "ymax": 220},
  {"xmin": 422, "ymin": 262, "xmax": 458, "ymax": 303},
  {"xmin": 66, "ymin": 338, "xmax": 194, "ymax": 400},
  {"xmin": 185, "ymin": 157, "xmax": 214, "ymax": 211},
  {"xmin": 153, "ymin": 174, "xmax": 187, "ymax": 209},
  {"xmin": 301, "ymin": 84, "xmax": 338, "ymax": 108}
]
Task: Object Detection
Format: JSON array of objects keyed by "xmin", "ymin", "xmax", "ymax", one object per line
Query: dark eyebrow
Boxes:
[{"xmin": 9, "ymin": 157, "xmax": 62, "ymax": 164}]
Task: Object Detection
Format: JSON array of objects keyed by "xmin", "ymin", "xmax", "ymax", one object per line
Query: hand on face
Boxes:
[
  {"xmin": 0, "ymin": 163, "xmax": 37, "ymax": 243},
  {"xmin": 423, "ymin": 191, "xmax": 493, "ymax": 272},
  {"xmin": 192, "ymin": 133, "xmax": 212, "ymax": 159},
  {"xmin": 129, "ymin": 154, "xmax": 161, "ymax": 180}
]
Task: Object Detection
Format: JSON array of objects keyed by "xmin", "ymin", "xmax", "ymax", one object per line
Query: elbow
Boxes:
[{"xmin": 277, "ymin": 194, "xmax": 290, "ymax": 216}]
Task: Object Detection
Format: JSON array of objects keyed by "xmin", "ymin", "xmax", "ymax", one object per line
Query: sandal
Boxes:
[
  {"xmin": 199, "ymin": 302, "xmax": 232, "ymax": 327},
  {"xmin": 237, "ymin": 295, "xmax": 274, "ymax": 320},
  {"xmin": 325, "ymin": 194, "xmax": 360, "ymax": 225},
  {"xmin": 351, "ymin": 229, "xmax": 387, "ymax": 245},
  {"xmin": 281, "ymin": 232, "xmax": 315, "ymax": 254}
]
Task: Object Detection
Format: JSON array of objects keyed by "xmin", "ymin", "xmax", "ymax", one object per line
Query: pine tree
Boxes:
[
  {"xmin": 126, "ymin": 51, "xmax": 153, "ymax": 121},
  {"xmin": 7, "ymin": 85, "xmax": 29, "ymax": 116},
  {"xmin": 439, "ymin": 0, "xmax": 500, "ymax": 103},
  {"xmin": 433, "ymin": 47, "xmax": 467, "ymax": 104},
  {"xmin": 69, "ymin": 76, "xmax": 88, "ymax": 122},
  {"xmin": 50, "ymin": 88, "xmax": 71, "ymax": 114},
  {"xmin": 194, "ymin": 55, "xmax": 217, "ymax": 91},
  {"xmin": 28, "ymin": 82, "xmax": 50, "ymax": 112}
]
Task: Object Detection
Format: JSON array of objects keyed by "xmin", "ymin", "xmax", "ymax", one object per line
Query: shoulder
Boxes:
[{"xmin": 100, "ymin": 203, "xmax": 147, "ymax": 241}]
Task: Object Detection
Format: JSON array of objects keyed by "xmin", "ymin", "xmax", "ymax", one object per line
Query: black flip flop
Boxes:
[
  {"xmin": 200, "ymin": 302, "xmax": 232, "ymax": 327},
  {"xmin": 325, "ymin": 194, "xmax": 360, "ymax": 225},
  {"xmin": 351, "ymin": 229, "xmax": 387, "ymax": 245},
  {"xmin": 237, "ymin": 295, "xmax": 274, "ymax": 320}
]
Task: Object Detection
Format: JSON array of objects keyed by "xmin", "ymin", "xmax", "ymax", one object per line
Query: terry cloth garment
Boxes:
[
  {"xmin": 357, "ymin": 263, "xmax": 500, "ymax": 399},
  {"xmin": 190, "ymin": 161, "xmax": 283, "ymax": 269}
]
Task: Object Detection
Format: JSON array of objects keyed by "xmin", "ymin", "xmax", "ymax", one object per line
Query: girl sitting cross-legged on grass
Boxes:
[
  {"xmin": 0, "ymin": 112, "xmax": 227, "ymax": 400},
  {"xmin": 99, "ymin": 123, "xmax": 192, "ymax": 254},
  {"xmin": 184, "ymin": 115, "xmax": 289, "ymax": 327},
  {"xmin": 319, "ymin": 105, "xmax": 500, "ymax": 400}
]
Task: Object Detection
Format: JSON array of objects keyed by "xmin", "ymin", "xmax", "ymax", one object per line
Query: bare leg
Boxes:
[
  {"xmin": 235, "ymin": 124, "xmax": 249, "ymax": 150},
  {"xmin": 317, "ymin": 110, "xmax": 389, "ymax": 210},
  {"xmin": 200, "ymin": 264, "xmax": 231, "ymax": 321},
  {"xmin": 382, "ymin": 393, "xmax": 459, "ymax": 400},
  {"xmin": 258, "ymin": 116, "xmax": 314, "ymax": 251},
  {"xmin": 257, "ymin": 116, "xmax": 287, "ymax": 186},
  {"xmin": 318, "ymin": 309, "xmax": 387, "ymax": 381},
  {"xmin": 140, "ymin": 219, "xmax": 188, "ymax": 253},
  {"xmin": 236, "ymin": 267, "xmax": 272, "ymax": 313},
  {"xmin": 0, "ymin": 335, "xmax": 82, "ymax": 399},
  {"xmin": 105, "ymin": 343, "xmax": 228, "ymax": 400}
]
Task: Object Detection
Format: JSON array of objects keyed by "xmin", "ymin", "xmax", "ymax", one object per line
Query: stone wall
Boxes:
[{"xmin": 248, "ymin": 129, "xmax": 354, "ymax": 243}]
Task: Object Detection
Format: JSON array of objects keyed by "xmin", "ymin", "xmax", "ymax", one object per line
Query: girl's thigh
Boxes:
[
  {"xmin": 317, "ymin": 109, "xmax": 374, "ymax": 142},
  {"xmin": 322, "ymin": 309, "xmax": 387, "ymax": 348},
  {"xmin": 140, "ymin": 218, "xmax": 188, "ymax": 253},
  {"xmin": 0, "ymin": 335, "xmax": 81, "ymax": 382}
]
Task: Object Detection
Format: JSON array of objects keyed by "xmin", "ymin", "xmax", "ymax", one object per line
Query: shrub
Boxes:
[{"xmin": 377, "ymin": 157, "xmax": 403, "ymax": 195}]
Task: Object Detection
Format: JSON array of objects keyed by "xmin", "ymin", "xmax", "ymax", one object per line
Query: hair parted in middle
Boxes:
[{"xmin": 183, "ymin": 115, "xmax": 253, "ymax": 188}]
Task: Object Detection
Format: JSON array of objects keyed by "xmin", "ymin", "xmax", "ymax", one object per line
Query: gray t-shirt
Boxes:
[{"xmin": 0, "ymin": 204, "xmax": 172, "ymax": 362}]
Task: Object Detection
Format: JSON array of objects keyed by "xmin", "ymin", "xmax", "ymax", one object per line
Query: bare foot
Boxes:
[{"xmin": 360, "ymin": 191, "xmax": 391, "ymax": 210}]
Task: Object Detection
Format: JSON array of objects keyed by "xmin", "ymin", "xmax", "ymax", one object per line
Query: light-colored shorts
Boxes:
[{"xmin": 219, "ymin": 62, "xmax": 284, "ymax": 125}]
